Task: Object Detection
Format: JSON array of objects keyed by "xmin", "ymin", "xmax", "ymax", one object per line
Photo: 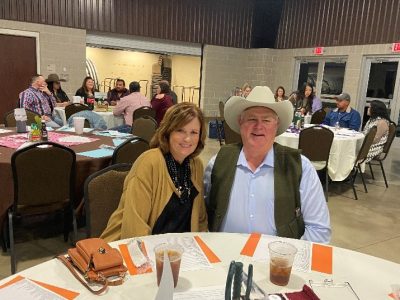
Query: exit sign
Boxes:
[
  {"xmin": 392, "ymin": 43, "xmax": 400, "ymax": 53},
  {"xmin": 313, "ymin": 47, "xmax": 324, "ymax": 55}
]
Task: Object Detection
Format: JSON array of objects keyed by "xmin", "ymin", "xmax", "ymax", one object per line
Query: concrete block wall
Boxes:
[{"xmin": 0, "ymin": 20, "xmax": 86, "ymax": 99}]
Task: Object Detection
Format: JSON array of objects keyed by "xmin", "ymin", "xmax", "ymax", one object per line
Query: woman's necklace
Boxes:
[{"xmin": 165, "ymin": 153, "xmax": 191, "ymax": 204}]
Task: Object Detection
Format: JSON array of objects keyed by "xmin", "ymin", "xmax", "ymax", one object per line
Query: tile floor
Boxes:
[{"xmin": 0, "ymin": 136, "xmax": 399, "ymax": 279}]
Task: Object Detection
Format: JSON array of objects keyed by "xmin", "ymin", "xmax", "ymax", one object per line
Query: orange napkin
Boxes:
[
  {"xmin": 0, "ymin": 275, "xmax": 79, "ymax": 299},
  {"xmin": 194, "ymin": 235, "xmax": 221, "ymax": 263},
  {"xmin": 119, "ymin": 243, "xmax": 152, "ymax": 276},
  {"xmin": 311, "ymin": 243, "xmax": 333, "ymax": 274},
  {"xmin": 240, "ymin": 233, "xmax": 261, "ymax": 256}
]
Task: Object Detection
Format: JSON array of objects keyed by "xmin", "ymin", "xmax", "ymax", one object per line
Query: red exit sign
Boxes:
[
  {"xmin": 313, "ymin": 47, "xmax": 324, "ymax": 55},
  {"xmin": 392, "ymin": 43, "xmax": 400, "ymax": 53}
]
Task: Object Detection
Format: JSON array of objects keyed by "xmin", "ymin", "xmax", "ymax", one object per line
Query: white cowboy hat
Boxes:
[{"xmin": 224, "ymin": 86, "xmax": 293, "ymax": 136}]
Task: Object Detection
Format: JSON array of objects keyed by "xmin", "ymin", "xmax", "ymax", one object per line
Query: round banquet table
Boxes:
[
  {"xmin": 0, "ymin": 128, "xmax": 115, "ymax": 225},
  {"xmin": 275, "ymin": 130, "xmax": 365, "ymax": 181},
  {"xmin": 0, "ymin": 232, "xmax": 398, "ymax": 299}
]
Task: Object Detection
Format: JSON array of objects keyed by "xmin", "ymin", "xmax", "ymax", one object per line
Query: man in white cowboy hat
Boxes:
[{"xmin": 204, "ymin": 86, "xmax": 331, "ymax": 243}]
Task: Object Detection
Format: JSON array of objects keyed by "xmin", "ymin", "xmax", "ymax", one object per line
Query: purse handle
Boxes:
[{"xmin": 57, "ymin": 255, "xmax": 108, "ymax": 295}]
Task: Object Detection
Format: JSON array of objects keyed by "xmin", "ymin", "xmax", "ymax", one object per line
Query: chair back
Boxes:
[
  {"xmin": 310, "ymin": 109, "xmax": 326, "ymax": 124},
  {"xmin": 219, "ymin": 101, "xmax": 225, "ymax": 119},
  {"xmin": 11, "ymin": 142, "xmax": 76, "ymax": 209},
  {"xmin": 379, "ymin": 121, "xmax": 397, "ymax": 160},
  {"xmin": 4, "ymin": 109, "xmax": 41, "ymax": 127},
  {"xmin": 356, "ymin": 126, "xmax": 377, "ymax": 165},
  {"xmin": 65, "ymin": 103, "xmax": 90, "ymax": 121},
  {"xmin": 133, "ymin": 106, "xmax": 156, "ymax": 121},
  {"xmin": 298, "ymin": 126, "xmax": 334, "ymax": 165},
  {"xmin": 223, "ymin": 121, "xmax": 242, "ymax": 144},
  {"xmin": 112, "ymin": 136, "xmax": 150, "ymax": 164},
  {"xmin": 84, "ymin": 163, "xmax": 131, "ymax": 237},
  {"xmin": 132, "ymin": 116, "xmax": 158, "ymax": 142}
]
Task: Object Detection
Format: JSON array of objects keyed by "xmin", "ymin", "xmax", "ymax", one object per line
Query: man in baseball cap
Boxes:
[
  {"xmin": 322, "ymin": 92, "xmax": 361, "ymax": 130},
  {"xmin": 204, "ymin": 86, "xmax": 331, "ymax": 244}
]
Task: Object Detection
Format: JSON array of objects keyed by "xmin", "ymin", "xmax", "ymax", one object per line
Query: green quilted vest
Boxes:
[{"xmin": 207, "ymin": 143, "xmax": 305, "ymax": 239}]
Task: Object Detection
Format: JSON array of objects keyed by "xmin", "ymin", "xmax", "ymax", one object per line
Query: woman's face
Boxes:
[
  {"xmin": 277, "ymin": 88, "xmax": 284, "ymax": 97},
  {"xmin": 367, "ymin": 106, "xmax": 371, "ymax": 116},
  {"xmin": 305, "ymin": 86, "xmax": 312, "ymax": 97},
  {"xmin": 243, "ymin": 87, "xmax": 251, "ymax": 97},
  {"xmin": 53, "ymin": 81, "xmax": 61, "ymax": 90},
  {"xmin": 86, "ymin": 79, "xmax": 94, "ymax": 90},
  {"xmin": 169, "ymin": 117, "xmax": 201, "ymax": 163}
]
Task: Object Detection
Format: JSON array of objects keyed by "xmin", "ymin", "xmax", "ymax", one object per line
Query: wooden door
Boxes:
[{"xmin": 0, "ymin": 34, "xmax": 37, "ymax": 123}]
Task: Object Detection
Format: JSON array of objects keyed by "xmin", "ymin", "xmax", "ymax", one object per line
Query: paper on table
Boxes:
[
  {"xmin": 77, "ymin": 148, "xmax": 114, "ymax": 158},
  {"xmin": 0, "ymin": 129, "xmax": 12, "ymax": 134},
  {"xmin": 58, "ymin": 136, "xmax": 93, "ymax": 143},
  {"xmin": 173, "ymin": 286, "xmax": 225, "ymax": 300},
  {"xmin": 144, "ymin": 236, "xmax": 213, "ymax": 272},
  {"xmin": 249, "ymin": 236, "xmax": 311, "ymax": 272},
  {"xmin": 0, "ymin": 277, "xmax": 67, "ymax": 300},
  {"xmin": 93, "ymin": 130, "xmax": 132, "ymax": 138},
  {"xmin": 113, "ymin": 138, "xmax": 126, "ymax": 147},
  {"xmin": 56, "ymin": 126, "xmax": 93, "ymax": 133}
]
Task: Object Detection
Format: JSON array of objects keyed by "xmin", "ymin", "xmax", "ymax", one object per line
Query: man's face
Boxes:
[
  {"xmin": 239, "ymin": 106, "xmax": 279, "ymax": 151},
  {"xmin": 33, "ymin": 76, "xmax": 46, "ymax": 89},
  {"xmin": 115, "ymin": 81, "xmax": 125, "ymax": 91},
  {"xmin": 336, "ymin": 99, "xmax": 349, "ymax": 111}
]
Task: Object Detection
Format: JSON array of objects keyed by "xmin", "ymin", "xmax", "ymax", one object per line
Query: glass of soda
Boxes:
[{"xmin": 268, "ymin": 241, "xmax": 298, "ymax": 286}]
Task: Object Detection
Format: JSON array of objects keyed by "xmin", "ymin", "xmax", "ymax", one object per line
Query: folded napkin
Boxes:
[{"xmin": 285, "ymin": 285, "xmax": 320, "ymax": 300}]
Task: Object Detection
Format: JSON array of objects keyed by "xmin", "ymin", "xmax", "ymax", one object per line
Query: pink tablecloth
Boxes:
[{"xmin": 0, "ymin": 132, "xmax": 99, "ymax": 149}]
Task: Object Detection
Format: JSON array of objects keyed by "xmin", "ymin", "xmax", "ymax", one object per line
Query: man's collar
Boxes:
[
  {"xmin": 237, "ymin": 147, "xmax": 274, "ymax": 169},
  {"xmin": 334, "ymin": 105, "xmax": 352, "ymax": 113}
]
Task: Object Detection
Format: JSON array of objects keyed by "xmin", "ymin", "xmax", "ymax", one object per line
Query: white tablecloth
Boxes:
[
  {"xmin": 0, "ymin": 232, "xmax": 398, "ymax": 299},
  {"xmin": 275, "ymin": 129, "xmax": 365, "ymax": 181},
  {"xmin": 54, "ymin": 107, "xmax": 124, "ymax": 129}
]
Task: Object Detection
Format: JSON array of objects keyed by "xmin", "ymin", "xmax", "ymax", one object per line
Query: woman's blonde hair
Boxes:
[{"xmin": 150, "ymin": 102, "xmax": 206, "ymax": 158}]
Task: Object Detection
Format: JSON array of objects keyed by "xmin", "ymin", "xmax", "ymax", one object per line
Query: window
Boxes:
[
  {"xmin": 321, "ymin": 62, "xmax": 346, "ymax": 95},
  {"xmin": 366, "ymin": 61, "xmax": 398, "ymax": 99}
]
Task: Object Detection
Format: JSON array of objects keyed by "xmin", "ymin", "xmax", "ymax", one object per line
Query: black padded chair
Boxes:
[
  {"xmin": 84, "ymin": 163, "xmax": 132, "ymax": 238},
  {"xmin": 4, "ymin": 109, "xmax": 41, "ymax": 127},
  {"xmin": 133, "ymin": 106, "xmax": 156, "ymax": 121},
  {"xmin": 299, "ymin": 126, "xmax": 334, "ymax": 200},
  {"xmin": 344, "ymin": 126, "xmax": 377, "ymax": 200},
  {"xmin": 9, "ymin": 142, "xmax": 77, "ymax": 274},
  {"xmin": 131, "ymin": 115, "xmax": 158, "ymax": 142},
  {"xmin": 111, "ymin": 136, "xmax": 150, "ymax": 165},
  {"xmin": 223, "ymin": 121, "xmax": 242, "ymax": 144},
  {"xmin": 65, "ymin": 103, "xmax": 90, "ymax": 121},
  {"xmin": 368, "ymin": 121, "xmax": 397, "ymax": 188},
  {"xmin": 310, "ymin": 109, "xmax": 326, "ymax": 124}
]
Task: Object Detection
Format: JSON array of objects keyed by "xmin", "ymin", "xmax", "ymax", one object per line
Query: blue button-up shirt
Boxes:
[
  {"xmin": 204, "ymin": 147, "xmax": 331, "ymax": 244},
  {"xmin": 322, "ymin": 106, "xmax": 361, "ymax": 131}
]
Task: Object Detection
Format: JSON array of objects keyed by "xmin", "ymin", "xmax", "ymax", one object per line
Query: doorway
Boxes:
[
  {"xmin": 359, "ymin": 57, "xmax": 400, "ymax": 136},
  {"xmin": 0, "ymin": 33, "xmax": 38, "ymax": 121}
]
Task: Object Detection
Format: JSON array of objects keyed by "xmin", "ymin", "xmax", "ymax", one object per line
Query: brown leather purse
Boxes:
[{"xmin": 57, "ymin": 238, "xmax": 127, "ymax": 295}]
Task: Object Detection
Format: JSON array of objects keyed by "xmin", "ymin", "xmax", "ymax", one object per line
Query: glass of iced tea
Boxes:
[
  {"xmin": 154, "ymin": 243, "xmax": 184, "ymax": 288},
  {"xmin": 268, "ymin": 241, "xmax": 297, "ymax": 286}
]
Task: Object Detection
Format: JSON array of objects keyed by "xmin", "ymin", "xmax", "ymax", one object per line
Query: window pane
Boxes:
[
  {"xmin": 297, "ymin": 62, "xmax": 318, "ymax": 90},
  {"xmin": 321, "ymin": 62, "xmax": 346, "ymax": 95},
  {"xmin": 367, "ymin": 62, "xmax": 398, "ymax": 99}
]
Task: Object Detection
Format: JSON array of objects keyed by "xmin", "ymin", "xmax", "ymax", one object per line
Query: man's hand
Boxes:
[
  {"xmin": 39, "ymin": 83, "xmax": 52, "ymax": 96},
  {"xmin": 41, "ymin": 115, "xmax": 50, "ymax": 121},
  {"xmin": 110, "ymin": 100, "xmax": 117, "ymax": 106}
]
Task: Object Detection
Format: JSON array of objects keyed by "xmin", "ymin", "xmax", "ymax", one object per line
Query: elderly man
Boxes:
[
  {"xmin": 107, "ymin": 79, "xmax": 129, "ymax": 105},
  {"xmin": 204, "ymin": 86, "xmax": 331, "ymax": 244},
  {"xmin": 322, "ymin": 92, "xmax": 361, "ymax": 130},
  {"xmin": 19, "ymin": 74, "xmax": 62, "ymax": 127},
  {"xmin": 112, "ymin": 81, "xmax": 151, "ymax": 133}
]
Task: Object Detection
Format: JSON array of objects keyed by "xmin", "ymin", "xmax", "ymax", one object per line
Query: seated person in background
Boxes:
[
  {"xmin": 204, "ymin": 86, "xmax": 331, "ymax": 244},
  {"xmin": 106, "ymin": 78, "xmax": 129, "ymax": 105},
  {"xmin": 363, "ymin": 100, "xmax": 390, "ymax": 163},
  {"xmin": 288, "ymin": 90, "xmax": 302, "ymax": 110},
  {"xmin": 112, "ymin": 81, "xmax": 151, "ymax": 133},
  {"xmin": 46, "ymin": 73, "xmax": 70, "ymax": 106},
  {"xmin": 242, "ymin": 83, "xmax": 252, "ymax": 98},
  {"xmin": 159, "ymin": 80, "xmax": 178, "ymax": 105},
  {"xmin": 233, "ymin": 86, "xmax": 242, "ymax": 96},
  {"xmin": 75, "ymin": 76, "xmax": 96, "ymax": 101},
  {"xmin": 101, "ymin": 103, "xmax": 208, "ymax": 241},
  {"xmin": 19, "ymin": 74, "xmax": 62, "ymax": 127},
  {"xmin": 151, "ymin": 82, "xmax": 174, "ymax": 125},
  {"xmin": 299, "ymin": 83, "xmax": 322, "ymax": 115},
  {"xmin": 274, "ymin": 86, "xmax": 288, "ymax": 102},
  {"xmin": 322, "ymin": 92, "xmax": 361, "ymax": 131}
]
